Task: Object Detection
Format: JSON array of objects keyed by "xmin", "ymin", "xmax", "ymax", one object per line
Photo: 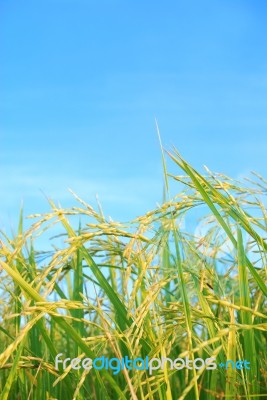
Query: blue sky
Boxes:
[{"xmin": 1, "ymin": 0, "xmax": 267, "ymax": 230}]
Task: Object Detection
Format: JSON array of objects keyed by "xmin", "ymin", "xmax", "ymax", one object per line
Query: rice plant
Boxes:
[{"xmin": 0, "ymin": 149, "xmax": 266, "ymax": 399}]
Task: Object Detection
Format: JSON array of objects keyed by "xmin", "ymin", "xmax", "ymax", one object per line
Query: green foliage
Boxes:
[{"xmin": 0, "ymin": 151, "xmax": 266, "ymax": 399}]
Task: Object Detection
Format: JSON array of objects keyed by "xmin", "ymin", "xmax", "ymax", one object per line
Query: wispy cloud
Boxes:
[{"xmin": 0, "ymin": 166, "xmax": 162, "ymax": 227}]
